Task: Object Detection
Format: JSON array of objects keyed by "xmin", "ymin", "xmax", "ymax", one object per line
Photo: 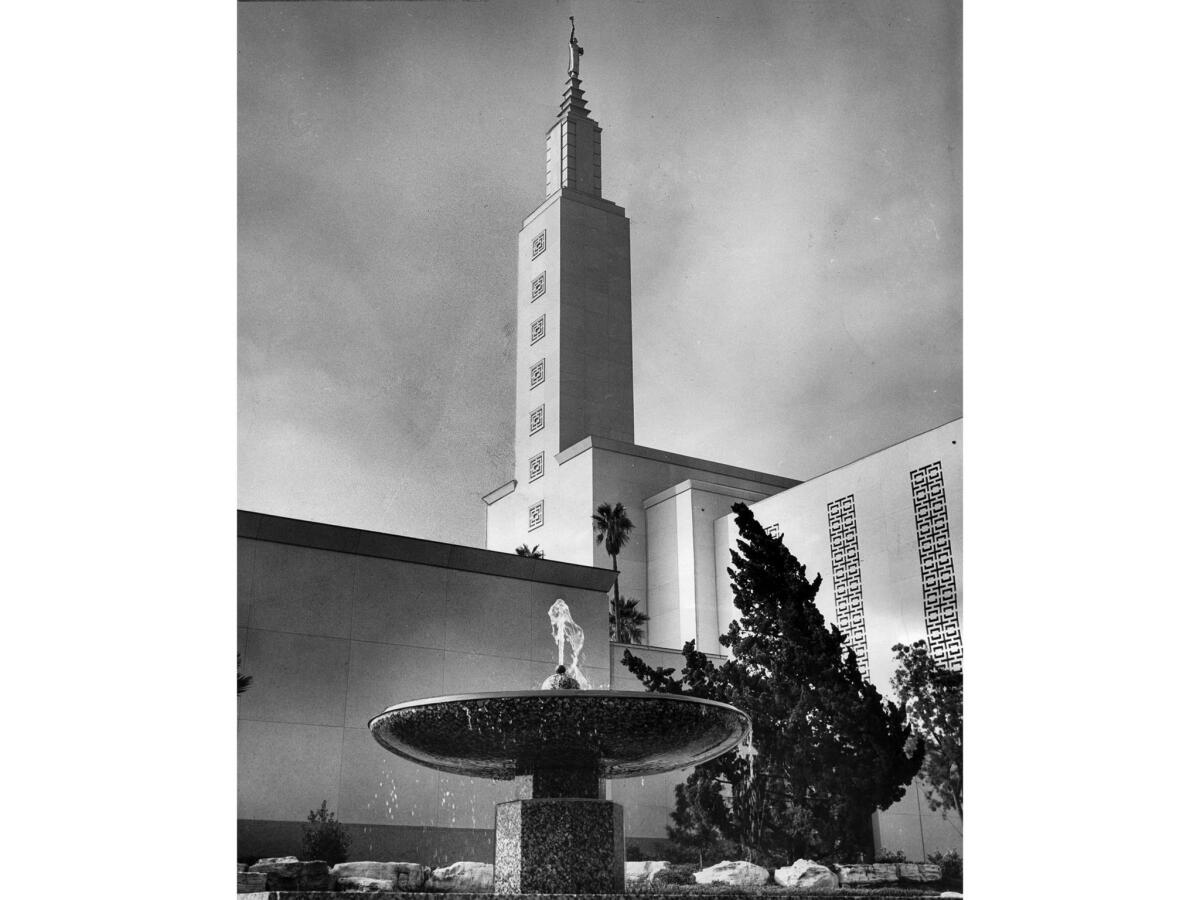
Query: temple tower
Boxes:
[
  {"xmin": 486, "ymin": 26, "xmax": 793, "ymax": 593},
  {"xmin": 514, "ymin": 25, "xmax": 634, "ymax": 469}
]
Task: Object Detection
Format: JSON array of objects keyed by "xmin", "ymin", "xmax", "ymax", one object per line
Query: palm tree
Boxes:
[
  {"xmin": 609, "ymin": 595, "xmax": 650, "ymax": 644},
  {"xmin": 238, "ymin": 653, "xmax": 253, "ymax": 695},
  {"xmin": 515, "ymin": 544, "xmax": 544, "ymax": 558},
  {"xmin": 592, "ymin": 501, "xmax": 635, "ymax": 638}
]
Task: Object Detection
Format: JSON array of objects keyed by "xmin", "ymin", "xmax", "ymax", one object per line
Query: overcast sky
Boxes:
[{"xmin": 238, "ymin": 0, "xmax": 962, "ymax": 547}]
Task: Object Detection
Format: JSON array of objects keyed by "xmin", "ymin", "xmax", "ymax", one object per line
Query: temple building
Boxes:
[{"xmin": 239, "ymin": 30, "xmax": 962, "ymax": 864}]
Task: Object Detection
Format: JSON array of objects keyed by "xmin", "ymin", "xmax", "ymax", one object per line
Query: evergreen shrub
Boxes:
[{"xmin": 301, "ymin": 800, "xmax": 351, "ymax": 864}]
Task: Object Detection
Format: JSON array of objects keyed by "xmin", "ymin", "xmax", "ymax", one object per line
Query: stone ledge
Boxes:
[{"xmin": 237, "ymin": 892, "xmax": 947, "ymax": 899}]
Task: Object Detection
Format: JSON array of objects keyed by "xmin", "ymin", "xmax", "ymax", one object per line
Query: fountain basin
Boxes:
[
  {"xmin": 368, "ymin": 690, "xmax": 750, "ymax": 781},
  {"xmin": 370, "ymin": 689, "xmax": 750, "ymax": 894}
]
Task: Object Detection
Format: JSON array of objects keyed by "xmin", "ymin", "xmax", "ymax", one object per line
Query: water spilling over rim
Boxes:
[{"xmin": 369, "ymin": 690, "xmax": 751, "ymax": 780}]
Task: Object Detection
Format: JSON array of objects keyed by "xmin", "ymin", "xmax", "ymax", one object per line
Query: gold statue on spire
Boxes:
[{"xmin": 568, "ymin": 16, "xmax": 584, "ymax": 78}]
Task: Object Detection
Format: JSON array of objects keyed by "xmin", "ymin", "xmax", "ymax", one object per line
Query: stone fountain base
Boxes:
[{"xmin": 494, "ymin": 799, "xmax": 624, "ymax": 894}]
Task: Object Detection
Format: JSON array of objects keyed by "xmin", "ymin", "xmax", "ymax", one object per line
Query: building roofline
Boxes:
[
  {"xmin": 555, "ymin": 435, "xmax": 800, "ymax": 490},
  {"xmin": 642, "ymin": 478, "xmax": 775, "ymax": 510},
  {"xmin": 237, "ymin": 510, "xmax": 617, "ymax": 593},
  {"xmin": 522, "ymin": 188, "xmax": 626, "ymax": 227},
  {"xmin": 611, "ymin": 641, "xmax": 725, "ymax": 662},
  {"xmin": 794, "ymin": 416, "xmax": 963, "ymax": 485}
]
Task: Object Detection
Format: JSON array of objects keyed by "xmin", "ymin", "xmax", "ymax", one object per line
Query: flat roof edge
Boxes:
[
  {"xmin": 237, "ymin": 510, "xmax": 617, "ymax": 593},
  {"xmin": 556, "ymin": 435, "xmax": 800, "ymax": 489},
  {"xmin": 643, "ymin": 478, "xmax": 776, "ymax": 510}
]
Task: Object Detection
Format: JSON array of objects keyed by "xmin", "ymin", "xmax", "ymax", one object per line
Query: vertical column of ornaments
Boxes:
[
  {"xmin": 827, "ymin": 495, "xmax": 870, "ymax": 679},
  {"xmin": 528, "ymin": 230, "xmax": 548, "ymax": 532},
  {"xmin": 909, "ymin": 462, "xmax": 963, "ymax": 670}
]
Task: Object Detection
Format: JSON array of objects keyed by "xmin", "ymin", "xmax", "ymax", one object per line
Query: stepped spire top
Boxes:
[{"xmin": 545, "ymin": 18, "xmax": 603, "ymax": 198}]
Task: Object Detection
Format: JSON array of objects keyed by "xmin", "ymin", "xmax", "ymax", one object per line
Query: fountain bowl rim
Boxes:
[
  {"xmin": 367, "ymin": 690, "xmax": 752, "ymax": 780},
  {"xmin": 368, "ymin": 689, "xmax": 750, "ymax": 723}
]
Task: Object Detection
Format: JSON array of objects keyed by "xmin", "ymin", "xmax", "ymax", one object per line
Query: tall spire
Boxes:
[{"xmin": 546, "ymin": 18, "xmax": 602, "ymax": 198}]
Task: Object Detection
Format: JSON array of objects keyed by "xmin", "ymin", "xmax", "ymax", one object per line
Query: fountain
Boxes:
[{"xmin": 369, "ymin": 601, "xmax": 751, "ymax": 894}]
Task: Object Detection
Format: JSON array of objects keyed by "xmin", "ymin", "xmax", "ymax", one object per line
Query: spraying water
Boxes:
[
  {"xmin": 547, "ymin": 599, "xmax": 590, "ymax": 689},
  {"xmin": 735, "ymin": 720, "xmax": 757, "ymax": 783}
]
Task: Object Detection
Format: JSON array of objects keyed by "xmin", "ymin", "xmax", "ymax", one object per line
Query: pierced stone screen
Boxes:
[
  {"xmin": 910, "ymin": 461, "xmax": 962, "ymax": 670},
  {"xmin": 530, "ymin": 358, "xmax": 546, "ymax": 389},
  {"xmin": 827, "ymin": 494, "xmax": 870, "ymax": 679},
  {"xmin": 532, "ymin": 272, "xmax": 546, "ymax": 301},
  {"xmin": 531, "ymin": 314, "xmax": 546, "ymax": 344},
  {"xmin": 532, "ymin": 230, "xmax": 547, "ymax": 259},
  {"xmin": 529, "ymin": 404, "xmax": 545, "ymax": 435},
  {"xmin": 529, "ymin": 452, "xmax": 545, "ymax": 482},
  {"xmin": 528, "ymin": 500, "xmax": 544, "ymax": 531}
]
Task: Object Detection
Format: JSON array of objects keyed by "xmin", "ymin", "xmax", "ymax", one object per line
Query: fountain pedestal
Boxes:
[
  {"xmin": 497, "ymin": 766, "xmax": 623, "ymax": 894},
  {"xmin": 495, "ymin": 798, "xmax": 624, "ymax": 894}
]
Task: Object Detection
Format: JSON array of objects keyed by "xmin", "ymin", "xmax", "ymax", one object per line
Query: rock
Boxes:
[
  {"xmin": 939, "ymin": 892, "xmax": 964, "ymax": 899},
  {"xmin": 237, "ymin": 863, "xmax": 247, "ymax": 873},
  {"xmin": 332, "ymin": 861, "xmax": 398, "ymax": 885},
  {"xmin": 249, "ymin": 855, "xmax": 299, "ymax": 871},
  {"xmin": 336, "ymin": 875, "xmax": 396, "ymax": 891},
  {"xmin": 330, "ymin": 861, "xmax": 430, "ymax": 890},
  {"xmin": 625, "ymin": 860, "xmax": 671, "ymax": 887},
  {"xmin": 247, "ymin": 856, "xmax": 330, "ymax": 890},
  {"xmin": 774, "ymin": 859, "xmax": 839, "ymax": 890},
  {"xmin": 898, "ymin": 862, "xmax": 943, "ymax": 883},
  {"xmin": 428, "ymin": 861, "xmax": 495, "ymax": 892},
  {"xmin": 694, "ymin": 860, "xmax": 771, "ymax": 886},
  {"xmin": 835, "ymin": 863, "xmax": 899, "ymax": 886},
  {"xmin": 395, "ymin": 862, "xmax": 432, "ymax": 889},
  {"xmin": 236, "ymin": 870, "xmax": 266, "ymax": 893}
]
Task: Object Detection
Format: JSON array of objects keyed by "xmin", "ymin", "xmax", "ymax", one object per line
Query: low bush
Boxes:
[
  {"xmin": 655, "ymin": 863, "xmax": 701, "ymax": 885},
  {"xmin": 927, "ymin": 849, "xmax": 962, "ymax": 891},
  {"xmin": 874, "ymin": 848, "xmax": 907, "ymax": 863},
  {"xmin": 301, "ymin": 800, "xmax": 351, "ymax": 865}
]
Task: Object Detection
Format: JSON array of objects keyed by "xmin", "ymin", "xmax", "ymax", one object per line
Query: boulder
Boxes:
[
  {"xmin": 773, "ymin": 859, "xmax": 839, "ymax": 890},
  {"xmin": 395, "ymin": 862, "xmax": 432, "ymax": 889},
  {"xmin": 625, "ymin": 860, "xmax": 671, "ymax": 887},
  {"xmin": 247, "ymin": 856, "xmax": 331, "ymax": 890},
  {"xmin": 898, "ymin": 862, "xmax": 943, "ymax": 883},
  {"xmin": 694, "ymin": 860, "xmax": 771, "ymax": 886},
  {"xmin": 428, "ymin": 861, "xmax": 494, "ymax": 893},
  {"xmin": 330, "ymin": 861, "xmax": 430, "ymax": 890},
  {"xmin": 835, "ymin": 863, "xmax": 899, "ymax": 886},
  {"xmin": 236, "ymin": 870, "xmax": 266, "ymax": 893},
  {"xmin": 336, "ymin": 875, "xmax": 397, "ymax": 891}
]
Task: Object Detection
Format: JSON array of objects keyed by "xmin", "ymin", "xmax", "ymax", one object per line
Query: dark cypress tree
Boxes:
[{"xmin": 622, "ymin": 502, "xmax": 924, "ymax": 862}]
